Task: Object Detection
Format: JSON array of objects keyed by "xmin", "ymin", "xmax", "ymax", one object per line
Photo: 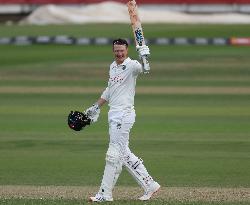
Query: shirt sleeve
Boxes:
[
  {"xmin": 101, "ymin": 86, "xmax": 110, "ymax": 102},
  {"xmin": 132, "ymin": 60, "xmax": 143, "ymax": 76}
]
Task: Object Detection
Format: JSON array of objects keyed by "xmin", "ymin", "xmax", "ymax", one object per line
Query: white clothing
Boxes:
[
  {"xmin": 103, "ymin": 57, "xmax": 139, "ymax": 149},
  {"xmin": 101, "ymin": 57, "xmax": 142, "ymax": 112},
  {"xmin": 95, "ymin": 57, "xmax": 158, "ymax": 200},
  {"xmin": 108, "ymin": 110, "xmax": 135, "ymax": 154},
  {"xmin": 99, "ymin": 111, "xmax": 154, "ymax": 199}
]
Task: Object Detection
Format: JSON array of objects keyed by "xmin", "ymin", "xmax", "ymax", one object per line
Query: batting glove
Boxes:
[
  {"xmin": 136, "ymin": 45, "xmax": 150, "ymax": 58},
  {"xmin": 84, "ymin": 103, "xmax": 100, "ymax": 123}
]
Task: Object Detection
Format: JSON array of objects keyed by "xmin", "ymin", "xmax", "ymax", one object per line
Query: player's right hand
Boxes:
[
  {"xmin": 136, "ymin": 45, "xmax": 150, "ymax": 57},
  {"xmin": 84, "ymin": 103, "xmax": 100, "ymax": 123}
]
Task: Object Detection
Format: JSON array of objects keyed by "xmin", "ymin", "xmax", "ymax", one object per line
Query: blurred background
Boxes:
[
  {"xmin": 1, "ymin": 0, "xmax": 250, "ymax": 24},
  {"xmin": 0, "ymin": 0, "xmax": 250, "ymax": 204},
  {"xmin": 1, "ymin": 0, "xmax": 250, "ymax": 23}
]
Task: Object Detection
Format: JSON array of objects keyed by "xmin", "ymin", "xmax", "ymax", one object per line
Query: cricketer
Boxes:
[{"xmin": 84, "ymin": 38, "xmax": 160, "ymax": 202}]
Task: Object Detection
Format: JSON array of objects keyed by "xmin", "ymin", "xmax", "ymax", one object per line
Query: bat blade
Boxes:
[
  {"xmin": 127, "ymin": 0, "xmax": 150, "ymax": 73},
  {"xmin": 127, "ymin": 0, "xmax": 145, "ymax": 46}
]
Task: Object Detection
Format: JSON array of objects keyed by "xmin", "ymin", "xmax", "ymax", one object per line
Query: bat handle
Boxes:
[{"xmin": 141, "ymin": 55, "xmax": 150, "ymax": 74}]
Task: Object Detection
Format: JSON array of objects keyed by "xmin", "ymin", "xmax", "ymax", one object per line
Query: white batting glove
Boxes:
[
  {"xmin": 136, "ymin": 45, "xmax": 150, "ymax": 58},
  {"xmin": 84, "ymin": 103, "xmax": 100, "ymax": 123}
]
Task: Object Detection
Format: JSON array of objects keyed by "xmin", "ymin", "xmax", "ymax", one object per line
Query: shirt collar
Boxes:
[{"xmin": 114, "ymin": 57, "xmax": 131, "ymax": 67}]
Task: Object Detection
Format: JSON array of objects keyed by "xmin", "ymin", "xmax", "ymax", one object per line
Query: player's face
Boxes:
[{"xmin": 113, "ymin": 44, "xmax": 128, "ymax": 65}]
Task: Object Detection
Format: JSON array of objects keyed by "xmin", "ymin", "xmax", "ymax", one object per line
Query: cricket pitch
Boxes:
[{"xmin": 0, "ymin": 186, "xmax": 249, "ymax": 202}]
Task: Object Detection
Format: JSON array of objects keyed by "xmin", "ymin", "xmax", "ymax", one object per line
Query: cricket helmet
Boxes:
[{"xmin": 67, "ymin": 111, "xmax": 91, "ymax": 131}]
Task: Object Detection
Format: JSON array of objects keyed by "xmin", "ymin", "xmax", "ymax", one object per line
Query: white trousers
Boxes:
[{"xmin": 98, "ymin": 110, "xmax": 154, "ymax": 199}]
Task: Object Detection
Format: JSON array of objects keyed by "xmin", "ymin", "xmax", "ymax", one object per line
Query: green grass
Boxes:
[
  {"xmin": 1, "ymin": 24, "xmax": 250, "ymax": 37},
  {"xmin": 0, "ymin": 24, "xmax": 250, "ymax": 204},
  {"xmin": 0, "ymin": 94, "xmax": 250, "ymax": 187}
]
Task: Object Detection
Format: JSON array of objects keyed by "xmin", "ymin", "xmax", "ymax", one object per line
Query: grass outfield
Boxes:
[
  {"xmin": 0, "ymin": 24, "xmax": 250, "ymax": 204},
  {"xmin": 1, "ymin": 24, "xmax": 250, "ymax": 37}
]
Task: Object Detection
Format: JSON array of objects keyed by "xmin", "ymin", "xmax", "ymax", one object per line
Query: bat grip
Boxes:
[{"xmin": 141, "ymin": 55, "xmax": 150, "ymax": 74}]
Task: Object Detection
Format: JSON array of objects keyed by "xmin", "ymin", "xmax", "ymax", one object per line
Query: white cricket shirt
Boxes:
[{"xmin": 101, "ymin": 57, "xmax": 142, "ymax": 112}]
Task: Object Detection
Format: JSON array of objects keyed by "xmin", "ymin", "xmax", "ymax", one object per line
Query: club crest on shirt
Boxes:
[
  {"xmin": 109, "ymin": 74, "xmax": 124, "ymax": 86},
  {"xmin": 121, "ymin": 65, "xmax": 126, "ymax": 70}
]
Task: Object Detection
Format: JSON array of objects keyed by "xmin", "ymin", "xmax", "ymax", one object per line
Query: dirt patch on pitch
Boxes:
[{"xmin": 0, "ymin": 186, "xmax": 249, "ymax": 202}]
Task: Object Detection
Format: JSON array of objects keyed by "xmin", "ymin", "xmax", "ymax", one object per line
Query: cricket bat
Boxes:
[{"xmin": 127, "ymin": 0, "xmax": 150, "ymax": 74}]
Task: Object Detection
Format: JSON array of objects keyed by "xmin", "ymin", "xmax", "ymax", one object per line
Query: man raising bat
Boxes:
[{"xmin": 84, "ymin": 38, "xmax": 160, "ymax": 202}]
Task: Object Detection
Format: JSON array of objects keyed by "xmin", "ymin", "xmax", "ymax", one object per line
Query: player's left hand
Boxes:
[
  {"xmin": 136, "ymin": 45, "xmax": 150, "ymax": 57},
  {"xmin": 84, "ymin": 103, "xmax": 100, "ymax": 123}
]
